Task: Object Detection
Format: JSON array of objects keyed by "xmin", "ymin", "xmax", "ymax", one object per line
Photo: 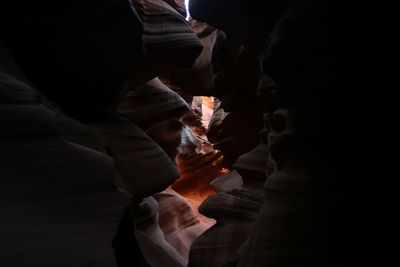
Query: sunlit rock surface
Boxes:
[
  {"xmin": 172, "ymin": 126, "xmax": 228, "ymax": 209},
  {"xmin": 134, "ymin": 123, "xmax": 226, "ymax": 266},
  {"xmin": 134, "ymin": 197, "xmax": 186, "ymax": 267},
  {"xmin": 154, "ymin": 187, "xmax": 214, "ymax": 265}
]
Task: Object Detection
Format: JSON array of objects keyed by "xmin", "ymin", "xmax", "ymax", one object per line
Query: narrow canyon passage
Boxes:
[{"xmin": 0, "ymin": 0, "xmax": 336, "ymax": 266}]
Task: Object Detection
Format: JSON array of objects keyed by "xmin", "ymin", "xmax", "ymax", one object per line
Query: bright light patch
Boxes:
[
  {"xmin": 185, "ymin": 0, "xmax": 190, "ymax": 20},
  {"xmin": 201, "ymin": 97, "xmax": 214, "ymax": 129}
]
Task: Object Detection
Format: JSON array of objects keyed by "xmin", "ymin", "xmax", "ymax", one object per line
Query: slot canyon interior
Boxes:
[{"xmin": 0, "ymin": 0, "xmax": 342, "ymax": 266}]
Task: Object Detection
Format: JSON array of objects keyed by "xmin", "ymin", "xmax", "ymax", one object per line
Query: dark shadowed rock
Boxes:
[
  {"xmin": 207, "ymin": 106, "xmax": 264, "ymax": 167},
  {"xmin": 0, "ymin": 41, "xmax": 130, "ymax": 266},
  {"xmin": 233, "ymin": 137, "xmax": 271, "ymax": 188},
  {"xmin": 95, "ymin": 115, "xmax": 180, "ymax": 200},
  {"xmin": 116, "ymin": 78, "xmax": 189, "ymax": 129},
  {"xmin": 166, "ymin": 19, "xmax": 226, "ymax": 96},
  {"xmin": 236, "ymin": 1, "xmax": 332, "ymax": 266},
  {"xmin": 1, "ymin": 0, "xmax": 143, "ymax": 122},
  {"xmin": 188, "ymin": 0, "xmax": 250, "ymax": 34},
  {"xmin": 163, "ymin": 0, "xmax": 187, "ymax": 17},
  {"xmin": 188, "ymin": 134, "xmax": 268, "ymax": 267},
  {"xmin": 188, "ymin": 187, "xmax": 264, "ymax": 267},
  {"xmin": 131, "ymin": 0, "xmax": 203, "ymax": 71},
  {"xmin": 1, "ymin": 0, "xmax": 335, "ymax": 265},
  {"xmin": 145, "ymin": 119, "xmax": 185, "ymax": 160},
  {"xmin": 209, "ymin": 170, "xmax": 243, "ymax": 193}
]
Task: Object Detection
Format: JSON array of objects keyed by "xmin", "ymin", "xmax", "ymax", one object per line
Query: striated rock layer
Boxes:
[
  {"xmin": 0, "ymin": 41, "xmax": 131, "ymax": 266},
  {"xmin": 172, "ymin": 126, "xmax": 228, "ymax": 209},
  {"xmin": 1, "ymin": 0, "xmax": 144, "ymax": 122},
  {"xmin": 1, "ymin": 0, "xmax": 335, "ymax": 265},
  {"xmin": 116, "ymin": 78, "xmax": 189, "ymax": 129},
  {"xmin": 154, "ymin": 187, "xmax": 215, "ymax": 265},
  {"xmin": 188, "ymin": 139, "xmax": 268, "ymax": 267}
]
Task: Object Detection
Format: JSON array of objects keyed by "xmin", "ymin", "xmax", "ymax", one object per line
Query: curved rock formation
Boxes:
[
  {"xmin": 187, "ymin": 139, "xmax": 267, "ymax": 267},
  {"xmin": 233, "ymin": 137, "xmax": 272, "ymax": 184},
  {"xmin": 99, "ymin": 117, "xmax": 180, "ymax": 200},
  {"xmin": 207, "ymin": 106, "xmax": 264, "ymax": 167},
  {"xmin": 188, "ymin": 187, "xmax": 264, "ymax": 267},
  {"xmin": 145, "ymin": 119, "xmax": 185, "ymax": 161},
  {"xmin": 163, "ymin": 0, "xmax": 187, "ymax": 17},
  {"xmin": 172, "ymin": 126, "xmax": 228, "ymax": 209},
  {"xmin": 0, "ymin": 41, "xmax": 131, "ymax": 266},
  {"xmin": 153, "ymin": 187, "xmax": 215, "ymax": 265},
  {"xmin": 236, "ymin": 2, "xmax": 332, "ymax": 266},
  {"xmin": 116, "ymin": 78, "xmax": 189, "ymax": 129},
  {"xmin": 209, "ymin": 169, "xmax": 243, "ymax": 193},
  {"xmin": 1, "ymin": 0, "xmax": 334, "ymax": 266},
  {"xmin": 1, "ymin": 0, "xmax": 143, "ymax": 122},
  {"xmin": 166, "ymin": 19, "xmax": 226, "ymax": 96},
  {"xmin": 134, "ymin": 197, "xmax": 186, "ymax": 267},
  {"xmin": 131, "ymin": 0, "xmax": 203, "ymax": 71}
]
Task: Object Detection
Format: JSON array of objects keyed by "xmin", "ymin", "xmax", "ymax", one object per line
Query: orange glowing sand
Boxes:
[{"xmin": 171, "ymin": 125, "xmax": 229, "ymax": 211}]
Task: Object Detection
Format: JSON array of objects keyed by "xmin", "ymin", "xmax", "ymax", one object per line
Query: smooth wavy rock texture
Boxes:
[
  {"xmin": 131, "ymin": 0, "xmax": 203, "ymax": 70},
  {"xmin": 172, "ymin": 126, "xmax": 228, "ymax": 209},
  {"xmin": 0, "ymin": 41, "xmax": 130, "ymax": 266},
  {"xmin": 116, "ymin": 78, "xmax": 189, "ymax": 128}
]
